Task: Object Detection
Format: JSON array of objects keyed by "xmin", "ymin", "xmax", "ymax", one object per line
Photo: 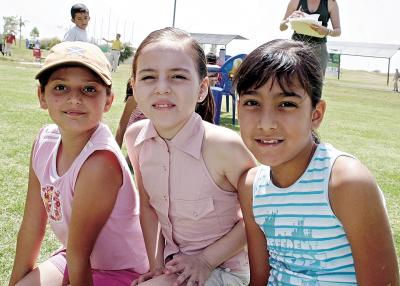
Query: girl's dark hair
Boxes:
[
  {"xmin": 233, "ymin": 39, "xmax": 323, "ymax": 143},
  {"xmin": 132, "ymin": 27, "xmax": 215, "ymax": 123}
]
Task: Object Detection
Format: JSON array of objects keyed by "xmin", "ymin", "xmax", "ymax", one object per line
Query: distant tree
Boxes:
[
  {"xmin": 40, "ymin": 37, "xmax": 61, "ymax": 50},
  {"xmin": 2, "ymin": 16, "xmax": 19, "ymax": 34},
  {"xmin": 30, "ymin": 27, "xmax": 39, "ymax": 39},
  {"xmin": 119, "ymin": 44, "xmax": 135, "ymax": 64}
]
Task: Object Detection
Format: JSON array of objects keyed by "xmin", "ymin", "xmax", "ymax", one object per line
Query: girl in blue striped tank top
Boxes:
[{"xmin": 234, "ymin": 39, "xmax": 398, "ymax": 285}]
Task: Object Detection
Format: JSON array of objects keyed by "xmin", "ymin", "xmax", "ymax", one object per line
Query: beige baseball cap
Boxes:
[{"xmin": 35, "ymin": 41, "xmax": 112, "ymax": 85}]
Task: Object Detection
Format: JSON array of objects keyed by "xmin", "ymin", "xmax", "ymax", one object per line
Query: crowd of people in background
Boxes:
[{"xmin": 6, "ymin": 1, "xmax": 400, "ymax": 285}]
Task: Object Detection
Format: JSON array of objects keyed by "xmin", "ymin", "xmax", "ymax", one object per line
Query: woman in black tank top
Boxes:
[{"xmin": 280, "ymin": 0, "xmax": 341, "ymax": 75}]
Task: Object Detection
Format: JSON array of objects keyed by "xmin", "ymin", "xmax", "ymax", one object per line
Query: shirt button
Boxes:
[
  {"xmin": 193, "ymin": 211, "xmax": 198, "ymax": 217},
  {"xmin": 163, "ymin": 166, "xmax": 167, "ymax": 171}
]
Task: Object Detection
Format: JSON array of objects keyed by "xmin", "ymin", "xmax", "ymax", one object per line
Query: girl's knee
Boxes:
[{"xmin": 15, "ymin": 261, "xmax": 64, "ymax": 286}]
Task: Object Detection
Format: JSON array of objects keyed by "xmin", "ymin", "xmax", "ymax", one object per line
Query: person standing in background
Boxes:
[
  {"xmin": 63, "ymin": 3, "xmax": 90, "ymax": 42},
  {"xmin": 280, "ymin": 0, "xmax": 341, "ymax": 76},
  {"xmin": 0, "ymin": 35, "xmax": 5, "ymax": 56},
  {"xmin": 4, "ymin": 32, "xmax": 16, "ymax": 56},
  {"xmin": 393, "ymin": 68, "xmax": 399, "ymax": 92},
  {"xmin": 103, "ymin": 33, "xmax": 123, "ymax": 72},
  {"xmin": 206, "ymin": 52, "xmax": 220, "ymax": 87},
  {"xmin": 217, "ymin": 48, "xmax": 226, "ymax": 66}
]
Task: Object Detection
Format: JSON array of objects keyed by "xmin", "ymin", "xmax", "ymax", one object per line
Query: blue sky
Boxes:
[{"xmin": 2, "ymin": 0, "xmax": 400, "ymax": 72}]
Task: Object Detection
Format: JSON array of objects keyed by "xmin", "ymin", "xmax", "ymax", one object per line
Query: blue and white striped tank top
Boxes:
[{"xmin": 253, "ymin": 143, "xmax": 357, "ymax": 285}]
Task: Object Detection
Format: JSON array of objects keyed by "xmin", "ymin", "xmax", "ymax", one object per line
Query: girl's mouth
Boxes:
[
  {"xmin": 152, "ymin": 103, "xmax": 175, "ymax": 109},
  {"xmin": 255, "ymin": 139, "xmax": 283, "ymax": 145}
]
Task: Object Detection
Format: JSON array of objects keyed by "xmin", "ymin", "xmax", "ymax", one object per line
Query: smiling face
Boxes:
[
  {"xmin": 132, "ymin": 40, "xmax": 208, "ymax": 139},
  {"xmin": 238, "ymin": 77, "xmax": 325, "ymax": 173},
  {"xmin": 72, "ymin": 12, "xmax": 90, "ymax": 30},
  {"xmin": 38, "ymin": 66, "xmax": 113, "ymax": 135}
]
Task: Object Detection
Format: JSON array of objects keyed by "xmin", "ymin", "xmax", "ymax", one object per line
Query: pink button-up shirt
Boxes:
[{"xmin": 127, "ymin": 113, "xmax": 248, "ymax": 272}]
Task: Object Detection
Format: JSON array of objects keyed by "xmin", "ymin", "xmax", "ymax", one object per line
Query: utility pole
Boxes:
[
  {"xmin": 131, "ymin": 21, "xmax": 135, "ymax": 45},
  {"xmin": 172, "ymin": 0, "xmax": 177, "ymax": 27},
  {"xmin": 18, "ymin": 16, "xmax": 25, "ymax": 48},
  {"xmin": 123, "ymin": 20, "xmax": 126, "ymax": 43},
  {"xmin": 108, "ymin": 8, "xmax": 111, "ymax": 40}
]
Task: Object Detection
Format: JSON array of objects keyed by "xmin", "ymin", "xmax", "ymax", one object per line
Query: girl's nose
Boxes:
[
  {"xmin": 257, "ymin": 109, "xmax": 278, "ymax": 130},
  {"xmin": 67, "ymin": 91, "xmax": 83, "ymax": 104},
  {"xmin": 154, "ymin": 78, "xmax": 171, "ymax": 95}
]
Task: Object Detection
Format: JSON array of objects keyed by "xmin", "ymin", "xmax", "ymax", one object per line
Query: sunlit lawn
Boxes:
[{"xmin": 0, "ymin": 45, "xmax": 399, "ymax": 283}]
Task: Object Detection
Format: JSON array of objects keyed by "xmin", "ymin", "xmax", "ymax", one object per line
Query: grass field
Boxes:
[{"xmin": 0, "ymin": 45, "xmax": 399, "ymax": 283}]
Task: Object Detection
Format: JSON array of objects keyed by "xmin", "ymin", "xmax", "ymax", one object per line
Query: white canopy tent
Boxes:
[
  {"xmin": 190, "ymin": 33, "xmax": 248, "ymax": 47},
  {"xmin": 327, "ymin": 41, "xmax": 400, "ymax": 85}
]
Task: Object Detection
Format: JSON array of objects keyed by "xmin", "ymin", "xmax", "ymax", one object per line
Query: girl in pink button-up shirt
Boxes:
[{"xmin": 125, "ymin": 27, "xmax": 257, "ymax": 286}]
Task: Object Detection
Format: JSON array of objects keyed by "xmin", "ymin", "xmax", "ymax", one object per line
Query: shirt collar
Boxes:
[
  {"xmin": 134, "ymin": 114, "xmax": 204, "ymax": 160},
  {"xmin": 134, "ymin": 119, "xmax": 158, "ymax": 146}
]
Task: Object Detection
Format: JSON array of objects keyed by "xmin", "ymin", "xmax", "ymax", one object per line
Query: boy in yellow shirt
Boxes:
[{"xmin": 103, "ymin": 33, "xmax": 123, "ymax": 71}]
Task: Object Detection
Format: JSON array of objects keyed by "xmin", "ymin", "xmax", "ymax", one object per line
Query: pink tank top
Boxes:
[
  {"xmin": 32, "ymin": 123, "xmax": 149, "ymax": 272},
  {"xmin": 127, "ymin": 114, "xmax": 249, "ymax": 272}
]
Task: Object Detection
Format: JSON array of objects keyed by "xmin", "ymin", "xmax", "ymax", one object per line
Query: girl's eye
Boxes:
[
  {"xmin": 172, "ymin": 74, "xmax": 187, "ymax": 80},
  {"xmin": 54, "ymin": 84, "xmax": 67, "ymax": 91},
  {"xmin": 279, "ymin": 101, "xmax": 297, "ymax": 108},
  {"xmin": 140, "ymin": 75, "xmax": 155, "ymax": 81},
  {"xmin": 243, "ymin": 100, "xmax": 259, "ymax": 107},
  {"xmin": 82, "ymin": 86, "xmax": 96, "ymax": 93}
]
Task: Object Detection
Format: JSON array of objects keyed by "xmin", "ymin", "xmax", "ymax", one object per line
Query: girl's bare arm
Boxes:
[
  {"xmin": 238, "ymin": 168, "xmax": 270, "ymax": 285},
  {"xmin": 67, "ymin": 150, "xmax": 122, "ymax": 285},
  {"xmin": 330, "ymin": 156, "xmax": 399, "ymax": 285}
]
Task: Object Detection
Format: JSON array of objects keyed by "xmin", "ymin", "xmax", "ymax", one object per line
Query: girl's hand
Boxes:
[
  {"xmin": 310, "ymin": 24, "xmax": 329, "ymax": 36},
  {"xmin": 281, "ymin": 10, "xmax": 304, "ymax": 30},
  {"xmin": 130, "ymin": 267, "xmax": 164, "ymax": 286},
  {"xmin": 289, "ymin": 10, "xmax": 305, "ymax": 19},
  {"xmin": 164, "ymin": 254, "xmax": 213, "ymax": 286}
]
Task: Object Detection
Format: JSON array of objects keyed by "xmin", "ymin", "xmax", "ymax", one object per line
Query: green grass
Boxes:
[
  {"xmin": 1, "ymin": 45, "xmax": 399, "ymax": 283},
  {"xmin": 321, "ymin": 71, "xmax": 400, "ymax": 261}
]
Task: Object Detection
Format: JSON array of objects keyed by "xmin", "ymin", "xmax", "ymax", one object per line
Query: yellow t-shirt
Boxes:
[{"xmin": 111, "ymin": 39, "xmax": 123, "ymax": 51}]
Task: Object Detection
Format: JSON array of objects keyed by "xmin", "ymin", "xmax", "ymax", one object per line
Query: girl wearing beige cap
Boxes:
[{"xmin": 9, "ymin": 41, "xmax": 149, "ymax": 286}]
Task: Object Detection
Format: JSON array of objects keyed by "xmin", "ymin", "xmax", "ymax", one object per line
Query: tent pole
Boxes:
[
  {"xmin": 172, "ymin": 0, "xmax": 177, "ymax": 27},
  {"xmin": 387, "ymin": 57, "xmax": 391, "ymax": 86}
]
